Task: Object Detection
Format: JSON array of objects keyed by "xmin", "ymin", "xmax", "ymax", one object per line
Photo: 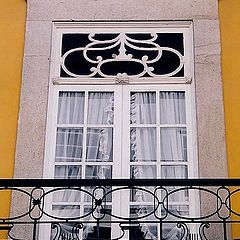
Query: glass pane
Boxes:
[
  {"xmin": 129, "ymin": 205, "xmax": 158, "ymax": 240},
  {"xmin": 55, "ymin": 128, "xmax": 83, "ymax": 162},
  {"xmin": 85, "ymin": 165, "xmax": 112, "ymax": 179},
  {"xmin": 130, "ymin": 128, "xmax": 157, "ymax": 162},
  {"xmin": 131, "ymin": 165, "xmax": 157, "ymax": 179},
  {"xmin": 161, "ymin": 166, "xmax": 188, "ymax": 203},
  {"xmin": 86, "ymin": 128, "xmax": 113, "ymax": 161},
  {"xmin": 161, "ymin": 165, "xmax": 188, "ymax": 179},
  {"xmin": 130, "ymin": 165, "xmax": 156, "ymax": 202},
  {"xmin": 130, "ymin": 205, "xmax": 157, "ymax": 221},
  {"xmin": 84, "ymin": 166, "xmax": 112, "ymax": 202},
  {"xmin": 52, "ymin": 205, "xmax": 81, "ymax": 218},
  {"xmin": 160, "ymin": 91, "xmax": 186, "ymax": 124},
  {"xmin": 83, "ymin": 206, "xmax": 112, "ymax": 239},
  {"xmin": 54, "ymin": 165, "xmax": 82, "ymax": 179},
  {"xmin": 58, "ymin": 92, "xmax": 85, "ymax": 124},
  {"xmin": 162, "ymin": 205, "xmax": 189, "ymax": 218},
  {"xmin": 53, "ymin": 189, "xmax": 81, "ymax": 203},
  {"xmin": 130, "ymin": 92, "xmax": 156, "ymax": 124},
  {"xmin": 160, "ymin": 127, "xmax": 187, "ymax": 162},
  {"xmin": 88, "ymin": 92, "xmax": 114, "ymax": 124}
]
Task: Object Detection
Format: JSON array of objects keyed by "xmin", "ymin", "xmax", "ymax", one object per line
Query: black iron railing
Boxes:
[{"xmin": 0, "ymin": 179, "xmax": 240, "ymax": 240}]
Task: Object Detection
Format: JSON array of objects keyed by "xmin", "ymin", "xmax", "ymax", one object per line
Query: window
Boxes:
[{"xmin": 41, "ymin": 22, "xmax": 198, "ymax": 240}]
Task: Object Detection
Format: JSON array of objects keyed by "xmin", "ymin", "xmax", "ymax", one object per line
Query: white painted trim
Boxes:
[
  {"xmin": 41, "ymin": 21, "xmax": 199, "ymax": 239},
  {"xmin": 51, "ymin": 21, "xmax": 193, "ymax": 83}
]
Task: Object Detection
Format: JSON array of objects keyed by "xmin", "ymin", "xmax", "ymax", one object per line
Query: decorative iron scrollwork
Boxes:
[
  {"xmin": 61, "ymin": 32, "xmax": 185, "ymax": 79},
  {"xmin": 1, "ymin": 179, "xmax": 240, "ymax": 240}
]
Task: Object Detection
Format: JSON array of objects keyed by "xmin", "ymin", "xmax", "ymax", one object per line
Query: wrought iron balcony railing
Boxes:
[{"xmin": 0, "ymin": 179, "xmax": 240, "ymax": 240}]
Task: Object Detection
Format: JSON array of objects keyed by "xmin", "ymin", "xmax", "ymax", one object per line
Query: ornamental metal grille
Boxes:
[
  {"xmin": 59, "ymin": 30, "xmax": 186, "ymax": 80},
  {"xmin": 1, "ymin": 179, "xmax": 240, "ymax": 240}
]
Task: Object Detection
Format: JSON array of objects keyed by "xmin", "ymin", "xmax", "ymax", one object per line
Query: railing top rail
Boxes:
[{"xmin": 1, "ymin": 178, "xmax": 240, "ymax": 187}]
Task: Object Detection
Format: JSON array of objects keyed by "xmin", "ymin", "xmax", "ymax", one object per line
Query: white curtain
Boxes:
[
  {"xmin": 130, "ymin": 91, "xmax": 187, "ymax": 240},
  {"xmin": 53, "ymin": 91, "xmax": 187, "ymax": 240},
  {"xmin": 83, "ymin": 92, "xmax": 114, "ymax": 238},
  {"xmin": 53, "ymin": 91, "xmax": 114, "ymax": 239}
]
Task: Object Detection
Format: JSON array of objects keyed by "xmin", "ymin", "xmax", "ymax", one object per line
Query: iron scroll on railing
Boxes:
[{"xmin": 0, "ymin": 179, "xmax": 240, "ymax": 240}]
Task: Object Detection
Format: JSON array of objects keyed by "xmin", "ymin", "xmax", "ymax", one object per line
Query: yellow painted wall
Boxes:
[
  {"xmin": 0, "ymin": 0, "xmax": 239, "ymax": 238},
  {"xmin": 0, "ymin": 0, "xmax": 26, "ymax": 238},
  {"xmin": 219, "ymin": 0, "xmax": 240, "ymax": 238}
]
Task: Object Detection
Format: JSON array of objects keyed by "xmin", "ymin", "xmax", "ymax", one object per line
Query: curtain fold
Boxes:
[
  {"xmin": 53, "ymin": 90, "xmax": 187, "ymax": 239},
  {"xmin": 54, "ymin": 91, "xmax": 114, "ymax": 239},
  {"xmin": 130, "ymin": 92, "xmax": 186, "ymax": 239}
]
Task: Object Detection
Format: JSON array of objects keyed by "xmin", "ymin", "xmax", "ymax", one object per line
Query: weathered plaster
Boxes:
[{"xmin": 27, "ymin": 0, "xmax": 218, "ymax": 21}]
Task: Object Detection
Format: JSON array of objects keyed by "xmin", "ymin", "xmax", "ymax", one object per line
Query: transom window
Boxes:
[{"xmin": 42, "ymin": 22, "xmax": 197, "ymax": 240}]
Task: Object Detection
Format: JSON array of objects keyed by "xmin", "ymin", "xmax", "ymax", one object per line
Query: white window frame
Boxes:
[{"xmin": 40, "ymin": 21, "xmax": 199, "ymax": 240}]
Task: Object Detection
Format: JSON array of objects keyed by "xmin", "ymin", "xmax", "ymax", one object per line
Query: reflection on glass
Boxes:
[
  {"xmin": 161, "ymin": 165, "xmax": 187, "ymax": 179},
  {"xmin": 162, "ymin": 165, "xmax": 188, "ymax": 203},
  {"xmin": 51, "ymin": 206, "xmax": 81, "ymax": 239},
  {"xmin": 160, "ymin": 91, "xmax": 186, "ymax": 124},
  {"xmin": 58, "ymin": 92, "xmax": 85, "ymax": 124},
  {"xmin": 55, "ymin": 128, "xmax": 83, "ymax": 162},
  {"xmin": 84, "ymin": 166, "xmax": 112, "ymax": 202},
  {"xmin": 129, "ymin": 206, "xmax": 158, "ymax": 239},
  {"xmin": 53, "ymin": 189, "xmax": 81, "ymax": 203},
  {"xmin": 86, "ymin": 165, "xmax": 112, "ymax": 179},
  {"xmin": 83, "ymin": 205, "xmax": 112, "ymax": 239},
  {"xmin": 160, "ymin": 127, "xmax": 187, "ymax": 162},
  {"xmin": 130, "ymin": 92, "xmax": 156, "ymax": 124},
  {"xmin": 162, "ymin": 205, "xmax": 189, "ymax": 218},
  {"xmin": 88, "ymin": 92, "xmax": 114, "ymax": 124},
  {"xmin": 86, "ymin": 128, "xmax": 113, "ymax": 161},
  {"xmin": 54, "ymin": 165, "xmax": 81, "ymax": 179},
  {"xmin": 130, "ymin": 128, "xmax": 157, "ymax": 162},
  {"xmin": 130, "ymin": 165, "xmax": 156, "ymax": 202},
  {"xmin": 52, "ymin": 205, "xmax": 81, "ymax": 218},
  {"xmin": 131, "ymin": 165, "xmax": 157, "ymax": 179},
  {"xmin": 130, "ymin": 205, "xmax": 156, "ymax": 220}
]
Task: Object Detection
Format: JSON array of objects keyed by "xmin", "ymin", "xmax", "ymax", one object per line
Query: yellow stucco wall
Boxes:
[
  {"xmin": 0, "ymin": 0, "xmax": 239, "ymax": 238},
  {"xmin": 219, "ymin": 0, "xmax": 240, "ymax": 237},
  {"xmin": 0, "ymin": 0, "xmax": 26, "ymax": 238}
]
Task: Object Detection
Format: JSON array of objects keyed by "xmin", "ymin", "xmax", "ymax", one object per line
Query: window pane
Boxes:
[
  {"xmin": 53, "ymin": 189, "xmax": 81, "ymax": 203},
  {"xmin": 161, "ymin": 165, "xmax": 188, "ymax": 179},
  {"xmin": 88, "ymin": 92, "xmax": 114, "ymax": 124},
  {"xmin": 52, "ymin": 205, "xmax": 81, "ymax": 218},
  {"xmin": 55, "ymin": 128, "xmax": 83, "ymax": 162},
  {"xmin": 83, "ymin": 206, "xmax": 112, "ymax": 239},
  {"xmin": 160, "ymin": 127, "xmax": 187, "ymax": 162},
  {"xmin": 130, "ymin": 165, "xmax": 157, "ymax": 179},
  {"xmin": 130, "ymin": 127, "xmax": 157, "ymax": 162},
  {"xmin": 130, "ymin": 92, "xmax": 156, "ymax": 124},
  {"xmin": 54, "ymin": 165, "xmax": 82, "ymax": 179},
  {"xmin": 58, "ymin": 92, "xmax": 85, "ymax": 124},
  {"xmin": 85, "ymin": 165, "xmax": 112, "ymax": 179},
  {"xmin": 86, "ymin": 128, "xmax": 113, "ymax": 161},
  {"xmin": 160, "ymin": 91, "xmax": 186, "ymax": 124},
  {"xmin": 85, "ymin": 166, "xmax": 112, "ymax": 202}
]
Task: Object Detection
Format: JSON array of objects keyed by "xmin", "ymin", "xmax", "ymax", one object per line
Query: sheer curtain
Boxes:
[
  {"xmin": 160, "ymin": 92, "xmax": 187, "ymax": 205},
  {"xmin": 83, "ymin": 92, "xmax": 114, "ymax": 238},
  {"xmin": 130, "ymin": 92, "xmax": 157, "ymax": 239},
  {"xmin": 130, "ymin": 91, "xmax": 187, "ymax": 240},
  {"xmin": 160, "ymin": 91, "xmax": 188, "ymax": 240},
  {"xmin": 53, "ymin": 91, "xmax": 114, "ymax": 239},
  {"xmin": 53, "ymin": 90, "xmax": 187, "ymax": 239}
]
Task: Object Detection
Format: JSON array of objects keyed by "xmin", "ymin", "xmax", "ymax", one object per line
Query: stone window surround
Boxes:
[
  {"xmin": 14, "ymin": 0, "xmax": 226, "ymax": 180},
  {"xmin": 11, "ymin": 1, "xmax": 227, "ymax": 238}
]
